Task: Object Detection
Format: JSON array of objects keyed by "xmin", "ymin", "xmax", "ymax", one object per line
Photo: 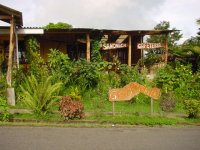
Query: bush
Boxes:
[
  {"xmin": 20, "ymin": 75, "xmax": 62, "ymax": 116},
  {"xmin": 0, "ymin": 96, "xmax": 10, "ymax": 121},
  {"xmin": 26, "ymin": 37, "xmax": 48, "ymax": 79},
  {"xmin": 48, "ymin": 49, "xmax": 72, "ymax": 86},
  {"xmin": 119, "ymin": 64, "xmax": 143, "ymax": 86},
  {"xmin": 184, "ymin": 100, "xmax": 200, "ymax": 118},
  {"xmin": 0, "ymin": 74, "xmax": 7, "ymax": 96},
  {"xmin": 160, "ymin": 92, "xmax": 176, "ymax": 112},
  {"xmin": 59, "ymin": 96, "xmax": 84, "ymax": 120}
]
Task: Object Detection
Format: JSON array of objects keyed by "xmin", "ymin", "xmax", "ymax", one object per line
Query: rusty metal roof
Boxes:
[{"xmin": 0, "ymin": 4, "xmax": 23, "ymax": 26}]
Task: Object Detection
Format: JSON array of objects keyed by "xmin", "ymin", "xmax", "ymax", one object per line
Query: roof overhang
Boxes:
[
  {"xmin": 0, "ymin": 26, "xmax": 177, "ymax": 36},
  {"xmin": 44, "ymin": 28, "xmax": 177, "ymax": 36},
  {"xmin": 0, "ymin": 4, "xmax": 23, "ymax": 26},
  {"xmin": 0, "ymin": 27, "xmax": 44, "ymax": 35}
]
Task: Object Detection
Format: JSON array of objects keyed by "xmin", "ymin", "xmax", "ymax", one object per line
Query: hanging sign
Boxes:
[
  {"xmin": 101, "ymin": 43, "xmax": 127, "ymax": 50},
  {"xmin": 137, "ymin": 43, "xmax": 164, "ymax": 49}
]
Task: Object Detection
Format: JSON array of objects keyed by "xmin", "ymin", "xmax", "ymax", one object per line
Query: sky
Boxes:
[{"xmin": 1, "ymin": 0, "xmax": 200, "ymax": 43}]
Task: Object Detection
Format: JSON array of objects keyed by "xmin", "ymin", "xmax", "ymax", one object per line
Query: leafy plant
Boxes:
[
  {"xmin": 184, "ymin": 99, "xmax": 200, "ymax": 118},
  {"xmin": 0, "ymin": 74, "xmax": 7, "ymax": 96},
  {"xmin": 48, "ymin": 48, "xmax": 72, "ymax": 86},
  {"xmin": 119, "ymin": 64, "xmax": 143, "ymax": 86},
  {"xmin": 20, "ymin": 75, "xmax": 62, "ymax": 116},
  {"xmin": 68, "ymin": 86, "xmax": 81, "ymax": 101},
  {"xmin": 26, "ymin": 37, "xmax": 48, "ymax": 79},
  {"xmin": 0, "ymin": 96, "xmax": 10, "ymax": 121},
  {"xmin": 72, "ymin": 59, "xmax": 100, "ymax": 90},
  {"xmin": 91, "ymin": 39, "xmax": 102, "ymax": 62},
  {"xmin": 59, "ymin": 96, "xmax": 84, "ymax": 120},
  {"xmin": 160, "ymin": 92, "xmax": 176, "ymax": 112}
]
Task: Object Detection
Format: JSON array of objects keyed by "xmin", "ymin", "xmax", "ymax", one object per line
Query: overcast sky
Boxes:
[{"xmin": 1, "ymin": 0, "xmax": 200, "ymax": 43}]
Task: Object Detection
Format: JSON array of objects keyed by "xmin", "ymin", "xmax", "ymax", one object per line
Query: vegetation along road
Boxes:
[{"xmin": 0, "ymin": 126, "xmax": 200, "ymax": 150}]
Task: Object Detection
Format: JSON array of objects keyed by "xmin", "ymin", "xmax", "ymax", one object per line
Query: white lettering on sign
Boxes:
[
  {"xmin": 101, "ymin": 43, "xmax": 127, "ymax": 50},
  {"xmin": 137, "ymin": 43, "xmax": 164, "ymax": 49}
]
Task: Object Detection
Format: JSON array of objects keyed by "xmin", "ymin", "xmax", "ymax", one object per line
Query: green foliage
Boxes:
[
  {"xmin": 119, "ymin": 64, "xmax": 143, "ymax": 86},
  {"xmin": 155, "ymin": 62, "xmax": 193, "ymax": 92},
  {"xmin": 12, "ymin": 66, "xmax": 26, "ymax": 103},
  {"xmin": 68, "ymin": 87, "xmax": 81, "ymax": 101},
  {"xmin": 0, "ymin": 96, "xmax": 10, "ymax": 121},
  {"xmin": 91, "ymin": 39, "xmax": 102, "ymax": 62},
  {"xmin": 133, "ymin": 93, "xmax": 151, "ymax": 104},
  {"xmin": 107, "ymin": 71, "xmax": 121, "ymax": 88},
  {"xmin": 0, "ymin": 74, "xmax": 7, "ymax": 96},
  {"xmin": 160, "ymin": 92, "xmax": 176, "ymax": 112},
  {"xmin": 147, "ymin": 21, "xmax": 182, "ymax": 49},
  {"xmin": 26, "ymin": 37, "xmax": 48, "ymax": 79},
  {"xmin": 20, "ymin": 75, "xmax": 62, "ymax": 116},
  {"xmin": 43, "ymin": 22, "xmax": 73, "ymax": 30},
  {"xmin": 48, "ymin": 49, "xmax": 72, "ymax": 86},
  {"xmin": 72, "ymin": 59, "xmax": 100, "ymax": 90},
  {"xmin": 174, "ymin": 36, "xmax": 200, "ymax": 71},
  {"xmin": 197, "ymin": 18, "xmax": 200, "ymax": 35},
  {"xmin": 155, "ymin": 62, "xmax": 200, "ymax": 104},
  {"xmin": 184, "ymin": 100, "xmax": 200, "ymax": 118},
  {"xmin": 145, "ymin": 21, "xmax": 182, "ymax": 65}
]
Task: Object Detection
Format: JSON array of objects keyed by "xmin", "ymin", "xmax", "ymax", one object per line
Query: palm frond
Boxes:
[{"xmin": 20, "ymin": 75, "xmax": 62, "ymax": 115}]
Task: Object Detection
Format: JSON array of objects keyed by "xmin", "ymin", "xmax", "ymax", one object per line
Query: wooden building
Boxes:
[
  {"xmin": 0, "ymin": 27, "xmax": 174, "ymax": 66},
  {"xmin": 0, "ymin": 4, "xmax": 174, "ymax": 69}
]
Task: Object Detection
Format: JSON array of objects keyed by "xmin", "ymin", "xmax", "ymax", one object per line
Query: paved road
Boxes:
[{"xmin": 0, "ymin": 126, "xmax": 200, "ymax": 150}]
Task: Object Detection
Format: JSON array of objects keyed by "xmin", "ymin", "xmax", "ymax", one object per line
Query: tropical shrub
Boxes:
[
  {"xmin": 48, "ymin": 49, "xmax": 72, "ymax": 88},
  {"xmin": 0, "ymin": 74, "xmax": 7, "ymax": 96},
  {"xmin": 184, "ymin": 99, "xmax": 200, "ymax": 118},
  {"xmin": 26, "ymin": 37, "xmax": 48, "ymax": 79},
  {"xmin": 68, "ymin": 86, "xmax": 81, "ymax": 101},
  {"xmin": 59, "ymin": 96, "xmax": 84, "ymax": 120},
  {"xmin": 71, "ymin": 59, "xmax": 100, "ymax": 90},
  {"xmin": 20, "ymin": 75, "xmax": 62, "ymax": 116},
  {"xmin": 119, "ymin": 64, "xmax": 143, "ymax": 86},
  {"xmin": 91, "ymin": 38, "xmax": 101, "ymax": 62},
  {"xmin": 0, "ymin": 96, "xmax": 10, "ymax": 121},
  {"xmin": 160, "ymin": 92, "xmax": 176, "ymax": 112},
  {"xmin": 155, "ymin": 62, "xmax": 200, "ymax": 101}
]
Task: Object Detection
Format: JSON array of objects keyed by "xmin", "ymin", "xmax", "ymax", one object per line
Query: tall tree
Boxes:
[
  {"xmin": 172, "ymin": 19, "xmax": 200, "ymax": 71},
  {"xmin": 147, "ymin": 21, "xmax": 182, "ymax": 50},
  {"xmin": 197, "ymin": 18, "xmax": 200, "ymax": 36},
  {"xmin": 144, "ymin": 21, "xmax": 182, "ymax": 65}
]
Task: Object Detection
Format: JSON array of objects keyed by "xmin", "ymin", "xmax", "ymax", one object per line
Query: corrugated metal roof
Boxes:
[
  {"xmin": 43, "ymin": 28, "xmax": 177, "ymax": 35},
  {"xmin": 0, "ymin": 26, "xmax": 177, "ymax": 35}
]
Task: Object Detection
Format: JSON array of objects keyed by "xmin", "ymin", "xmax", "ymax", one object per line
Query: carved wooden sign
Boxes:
[
  {"xmin": 109, "ymin": 82, "xmax": 161, "ymax": 101},
  {"xmin": 101, "ymin": 43, "xmax": 127, "ymax": 50},
  {"xmin": 137, "ymin": 43, "xmax": 164, "ymax": 49}
]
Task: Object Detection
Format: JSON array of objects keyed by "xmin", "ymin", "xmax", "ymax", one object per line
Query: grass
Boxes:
[
  {"xmin": 83, "ymin": 99, "xmax": 162, "ymax": 113},
  {"xmin": 4, "ymin": 94, "xmax": 197, "ymax": 127},
  {"xmin": 1, "ymin": 112, "xmax": 199, "ymax": 127}
]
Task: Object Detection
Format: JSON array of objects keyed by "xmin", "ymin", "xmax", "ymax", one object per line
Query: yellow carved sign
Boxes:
[{"xmin": 109, "ymin": 82, "xmax": 161, "ymax": 101}]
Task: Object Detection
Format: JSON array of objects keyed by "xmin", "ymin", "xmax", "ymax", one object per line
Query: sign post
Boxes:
[
  {"xmin": 109, "ymin": 82, "xmax": 161, "ymax": 116},
  {"xmin": 112, "ymin": 101, "xmax": 115, "ymax": 116},
  {"xmin": 151, "ymin": 98, "xmax": 154, "ymax": 115}
]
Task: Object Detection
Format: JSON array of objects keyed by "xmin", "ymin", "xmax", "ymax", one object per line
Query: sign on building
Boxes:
[
  {"xmin": 101, "ymin": 43, "xmax": 127, "ymax": 50},
  {"xmin": 137, "ymin": 43, "xmax": 164, "ymax": 49}
]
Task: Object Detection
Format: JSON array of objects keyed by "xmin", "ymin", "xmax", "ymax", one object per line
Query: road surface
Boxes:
[{"xmin": 0, "ymin": 126, "xmax": 200, "ymax": 150}]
